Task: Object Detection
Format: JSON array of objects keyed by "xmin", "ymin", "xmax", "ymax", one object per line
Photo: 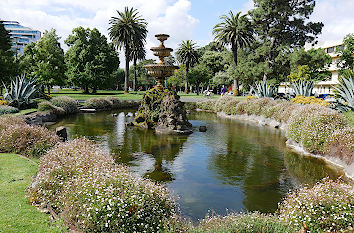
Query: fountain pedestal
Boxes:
[{"xmin": 133, "ymin": 34, "xmax": 192, "ymax": 134}]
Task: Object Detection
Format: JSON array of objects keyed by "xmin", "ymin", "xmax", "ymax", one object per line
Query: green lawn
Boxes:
[
  {"xmin": 343, "ymin": 111, "xmax": 354, "ymax": 127},
  {"xmin": 0, "ymin": 153, "xmax": 66, "ymax": 233},
  {"xmin": 51, "ymin": 89, "xmax": 143, "ymax": 101},
  {"xmin": 14, "ymin": 108, "xmax": 37, "ymax": 116}
]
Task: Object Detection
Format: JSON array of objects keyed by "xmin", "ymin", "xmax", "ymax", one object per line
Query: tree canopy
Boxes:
[
  {"xmin": 0, "ymin": 21, "xmax": 16, "ymax": 89},
  {"xmin": 65, "ymin": 27, "xmax": 120, "ymax": 93}
]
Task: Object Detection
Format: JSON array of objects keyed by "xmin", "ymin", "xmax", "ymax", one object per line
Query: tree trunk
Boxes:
[
  {"xmin": 185, "ymin": 63, "xmax": 189, "ymax": 94},
  {"xmin": 124, "ymin": 45, "xmax": 130, "ymax": 94},
  {"xmin": 47, "ymin": 85, "xmax": 51, "ymax": 95},
  {"xmin": 231, "ymin": 43, "xmax": 239, "ymax": 95},
  {"xmin": 133, "ymin": 58, "xmax": 137, "ymax": 91},
  {"xmin": 92, "ymin": 87, "xmax": 97, "ymax": 94},
  {"xmin": 84, "ymin": 85, "xmax": 89, "ymax": 94}
]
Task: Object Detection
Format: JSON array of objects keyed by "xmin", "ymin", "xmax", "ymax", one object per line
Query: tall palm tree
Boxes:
[
  {"xmin": 176, "ymin": 40, "xmax": 199, "ymax": 93},
  {"xmin": 109, "ymin": 7, "xmax": 147, "ymax": 93},
  {"xmin": 213, "ymin": 11, "xmax": 254, "ymax": 95},
  {"xmin": 130, "ymin": 41, "xmax": 146, "ymax": 91}
]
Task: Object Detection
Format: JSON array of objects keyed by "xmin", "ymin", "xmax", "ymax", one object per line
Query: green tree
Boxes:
[
  {"xmin": 337, "ymin": 34, "xmax": 354, "ymax": 71},
  {"xmin": 135, "ymin": 59, "xmax": 155, "ymax": 90},
  {"xmin": 109, "ymin": 7, "xmax": 147, "ymax": 93},
  {"xmin": 188, "ymin": 64, "xmax": 212, "ymax": 95},
  {"xmin": 287, "ymin": 65, "xmax": 311, "ymax": 82},
  {"xmin": 167, "ymin": 64, "xmax": 186, "ymax": 91},
  {"xmin": 199, "ymin": 50, "xmax": 231, "ymax": 76},
  {"xmin": 65, "ymin": 27, "xmax": 120, "ymax": 93},
  {"xmin": 289, "ymin": 48, "xmax": 331, "ymax": 81},
  {"xmin": 213, "ymin": 11, "xmax": 254, "ymax": 95},
  {"xmin": 130, "ymin": 41, "xmax": 146, "ymax": 91},
  {"xmin": 20, "ymin": 29, "xmax": 65, "ymax": 94},
  {"xmin": 249, "ymin": 0, "xmax": 323, "ymax": 81},
  {"xmin": 176, "ymin": 40, "xmax": 199, "ymax": 93},
  {"xmin": 0, "ymin": 21, "xmax": 16, "ymax": 94}
]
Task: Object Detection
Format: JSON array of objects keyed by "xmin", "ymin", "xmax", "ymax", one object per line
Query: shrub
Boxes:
[
  {"xmin": 196, "ymin": 99, "xmax": 217, "ymax": 111},
  {"xmin": 0, "ymin": 105, "xmax": 19, "ymax": 115},
  {"xmin": 38, "ymin": 101, "xmax": 65, "ymax": 115},
  {"xmin": 232, "ymin": 101, "xmax": 249, "ymax": 115},
  {"xmin": 222, "ymin": 99, "xmax": 240, "ymax": 115},
  {"xmin": 0, "ymin": 115, "xmax": 25, "ymax": 131},
  {"xmin": 28, "ymin": 138, "xmax": 176, "ymax": 232},
  {"xmin": 105, "ymin": 96, "xmax": 121, "ymax": 109},
  {"xmin": 244, "ymin": 98, "xmax": 275, "ymax": 116},
  {"xmin": 0, "ymin": 100, "xmax": 8, "ymax": 105},
  {"xmin": 325, "ymin": 127, "xmax": 354, "ymax": 164},
  {"xmin": 85, "ymin": 97, "xmax": 113, "ymax": 110},
  {"xmin": 215, "ymin": 96, "xmax": 235, "ymax": 112},
  {"xmin": 0, "ymin": 123, "xmax": 60, "ymax": 157},
  {"xmin": 291, "ymin": 95, "xmax": 330, "ymax": 106},
  {"xmin": 279, "ymin": 178, "xmax": 354, "ymax": 232},
  {"xmin": 301, "ymin": 109, "xmax": 347, "ymax": 153},
  {"xmin": 271, "ymin": 101, "xmax": 298, "ymax": 123},
  {"xmin": 191, "ymin": 212, "xmax": 294, "ymax": 233},
  {"xmin": 51, "ymin": 96, "xmax": 78, "ymax": 115},
  {"xmin": 286, "ymin": 104, "xmax": 326, "ymax": 143}
]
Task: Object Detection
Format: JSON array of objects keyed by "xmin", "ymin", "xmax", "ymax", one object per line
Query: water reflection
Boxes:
[{"xmin": 50, "ymin": 110, "xmax": 343, "ymax": 221}]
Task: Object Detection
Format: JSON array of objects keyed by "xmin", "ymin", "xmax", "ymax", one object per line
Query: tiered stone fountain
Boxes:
[{"xmin": 134, "ymin": 34, "xmax": 192, "ymax": 135}]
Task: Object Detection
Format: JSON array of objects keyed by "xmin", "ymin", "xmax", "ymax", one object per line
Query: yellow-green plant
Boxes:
[{"xmin": 291, "ymin": 95, "xmax": 330, "ymax": 106}]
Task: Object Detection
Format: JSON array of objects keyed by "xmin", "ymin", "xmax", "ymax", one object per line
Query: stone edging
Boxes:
[{"xmin": 196, "ymin": 109, "xmax": 354, "ymax": 181}]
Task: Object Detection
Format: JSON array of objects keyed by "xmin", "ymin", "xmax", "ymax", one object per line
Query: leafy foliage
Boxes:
[
  {"xmin": 3, "ymin": 75, "xmax": 41, "ymax": 109},
  {"xmin": 337, "ymin": 34, "xmax": 354, "ymax": 71},
  {"xmin": 0, "ymin": 105, "xmax": 19, "ymax": 115},
  {"xmin": 20, "ymin": 29, "xmax": 65, "ymax": 93},
  {"xmin": 65, "ymin": 27, "xmax": 120, "ymax": 93},
  {"xmin": 0, "ymin": 21, "xmax": 16, "ymax": 86},
  {"xmin": 50, "ymin": 96, "xmax": 78, "ymax": 115},
  {"xmin": 291, "ymin": 95, "xmax": 330, "ymax": 107}
]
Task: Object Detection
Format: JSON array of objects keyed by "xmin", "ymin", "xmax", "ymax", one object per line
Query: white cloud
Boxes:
[
  {"xmin": 311, "ymin": 0, "xmax": 354, "ymax": 45},
  {"xmin": 0, "ymin": 0, "xmax": 199, "ymax": 66}
]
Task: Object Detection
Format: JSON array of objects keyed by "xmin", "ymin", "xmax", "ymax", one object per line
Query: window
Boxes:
[{"xmin": 327, "ymin": 47, "xmax": 335, "ymax": 53}]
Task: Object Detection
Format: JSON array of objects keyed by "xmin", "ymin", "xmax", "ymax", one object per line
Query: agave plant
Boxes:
[
  {"xmin": 333, "ymin": 76, "xmax": 354, "ymax": 112},
  {"xmin": 3, "ymin": 75, "xmax": 41, "ymax": 109},
  {"xmin": 250, "ymin": 81, "xmax": 277, "ymax": 98},
  {"xmin": 290, "ymin": 80, "xmax": 314, "ymax": 97}
]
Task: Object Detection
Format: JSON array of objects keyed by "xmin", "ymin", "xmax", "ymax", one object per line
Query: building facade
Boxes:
[
  {"xmin": 2, "ymin": 21, "xmax": 41, "ymax": 56},
  {"xmin": 279, "ymin": 41, "xmax": 344, "ymax": 95}
]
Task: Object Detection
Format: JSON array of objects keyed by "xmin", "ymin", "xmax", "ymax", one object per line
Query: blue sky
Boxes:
[{"xmin": 1, "ymin": 0, "xmax": 353, "ymax": 64}]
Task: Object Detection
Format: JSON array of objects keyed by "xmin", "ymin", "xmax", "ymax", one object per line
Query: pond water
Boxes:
[{"xmin": 50, "ymin": 109, "xmax": 343, "ymax": 221}]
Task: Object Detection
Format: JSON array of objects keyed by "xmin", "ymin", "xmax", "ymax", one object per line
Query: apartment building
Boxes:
[{"xmin": 2, "ymin": 21, "xmax": 41, "ymax": 56}]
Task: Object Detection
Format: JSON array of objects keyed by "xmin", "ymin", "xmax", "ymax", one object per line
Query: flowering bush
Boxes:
[
  {"xmin": 325, "ymin": 127, "xmax": 354, "ymax": 164},
  {"xmin": 0, "ymin": 114, "xmax": 25, "ymax": 130},
  {"xmin": 192, "ymin": 212, "xmax": 293, "ymax": 233},
  {"xmin": 38, "ymin": 101, "xmax": 65, "ymax": 115},
  {"xmin": 0, "ymin": 105, "xmax": 19, "ymax": 115},
  {"xmin": 286, "ymin": 104, "xmax": 326, "ymax": 143},
  {"xmin": 85, "ymin": 97, "xmax": 112, "ymax": 110},
  {"xmin": 279, "ymin": 178, "xmax": 354, "ymax": 232},
  {"xmin": 215, "ymin": 96, "xmax": 235, "ymax": 112},
  {"xmin": 222, "ymin": 99, "xmax": 240, "ymax": 115},
  {"xmin": 271, "ymin": 101, "xmax": 298, "ymax": 123},
  {"xmin": 0, "ymin": 122, "xmax": 60, "ymax": 157},
  {"xmin": 196, "ymin": 99, "xmax": 217, "ymax": 111},
  {"xmin": 0, "ymin": 100, "xmax": 8, "ymax": 105},
  {"xmin": 105, "ymin": 96, "xmax": 121, "ymax": 109},
  {"xmin": 232, "ymin": 101, "xmax": 249, "ymax": 115},
  {"xmin": 50, "ymin": 96, "xmax": 78, "ymax": 115},
  {"xmin": 28, "ymin": 138, "xmax": 176, "ymax": 232},
  {"xmin": 243, "ymin": 98, "xmax": 276, "ymax": 116},
  {"xmin": 301, "ymin": 109, "xmax": 347, "ymax": 153},
  {"xmin": 291, "ymin": 95, "xmax": 330, "ymax": 106}
]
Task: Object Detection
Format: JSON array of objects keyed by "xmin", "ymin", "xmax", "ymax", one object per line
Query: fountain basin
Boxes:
[
  {"xmin": 145, "ymin": 64, "xmax": 178, "ymax": 78},
  {"xmin": 151, "ymin": 47, "xmax": 173, "ymax": 57}
]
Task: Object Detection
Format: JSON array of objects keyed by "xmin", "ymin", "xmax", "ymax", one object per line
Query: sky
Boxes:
[{"xmin": 1, "ymin": 0, "xmax": 353, "ymax": 65}]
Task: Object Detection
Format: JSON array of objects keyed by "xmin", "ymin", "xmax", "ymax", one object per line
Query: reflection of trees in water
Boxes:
[
  {"xmin": 284, "ymin": 151, "xmax": 343, "ymax": 185},
  {"xmin": 208, "ymin": 120, "xmax": 295, "ymax": 212},
  {"xmin": 108, "ymin": 120, "xmax": 189, "ymax": 183}
]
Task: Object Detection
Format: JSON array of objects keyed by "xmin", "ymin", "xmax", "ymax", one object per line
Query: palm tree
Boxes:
[
  {"xmin": 130, "ymin": 41, "xmax": 146, "ymax": 91},
  {"xmin": 213, "ymin": 11, "xmax": 254, "ymax": 95},
  {"xmin": 109, "ymin": 7, "xmax": 147, "ymax": 93},
  {"xmin": 176, "ymin": 40, "xmax": 199, "ymax": 93}
]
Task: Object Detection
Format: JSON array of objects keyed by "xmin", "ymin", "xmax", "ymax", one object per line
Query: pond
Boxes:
[{"xmin": 49, "ymin": 109, "xmax": 343, "ymax": 221}]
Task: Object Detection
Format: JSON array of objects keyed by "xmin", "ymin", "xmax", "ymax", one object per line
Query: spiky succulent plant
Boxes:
[
  {"xmin": 3, "ymin": 74, "xmax": 41, "ymax": 109},
  {"xmin": 290, "ymin": 80, "xmax": 314, "ymax": 97},
  {"xmin": 250, "ymin": 81, "xmax": 277, "ymax": 98},
  {"xmin": 333, "ymin": 76, "xmax": 354, "ymax": 112}
]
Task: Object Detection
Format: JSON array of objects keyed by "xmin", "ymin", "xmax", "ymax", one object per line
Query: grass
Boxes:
[
  {"xmin": 343, "ymin": 111, "xmax": 354, "ymax": 127},
  {"xmin": 14, "ymin": 108, "xmax": 37, "ymax": 115},
  {"xmin": 0, "ymin": 153, "xmax": 66, "ymax": 233}
]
